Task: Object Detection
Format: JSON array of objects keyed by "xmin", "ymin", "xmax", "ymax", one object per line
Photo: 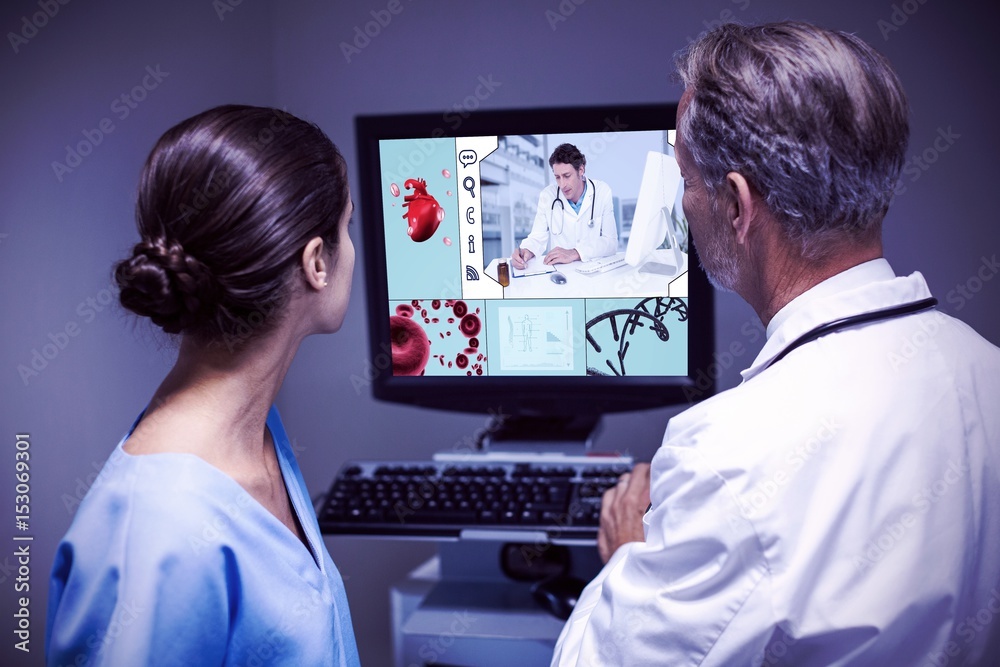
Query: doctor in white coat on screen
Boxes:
[{"xmin": 512, "ymin": 143, "xmax": 618, "ymax": 268}]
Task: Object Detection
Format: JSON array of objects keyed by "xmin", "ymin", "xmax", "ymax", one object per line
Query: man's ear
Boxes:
[
  {"xmin": 301, "ymin": 237, "xmax": 328, "ymax": 290},
  {"xmin": 724, "ymin": 172, "xmax": 756, "ymax": 246}
]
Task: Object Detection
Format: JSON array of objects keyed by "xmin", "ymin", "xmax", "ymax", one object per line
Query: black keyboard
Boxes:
[{"xmin": 318, "ymin": 458, "xmax": 632, "ymax": 543}]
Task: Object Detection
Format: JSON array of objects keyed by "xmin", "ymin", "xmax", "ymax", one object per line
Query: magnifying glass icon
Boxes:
[{"xmin": 463, "ymin": 176, "xmax": 476, "ymax": 199}]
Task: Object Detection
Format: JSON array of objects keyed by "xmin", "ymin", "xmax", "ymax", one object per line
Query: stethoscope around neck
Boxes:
[
  {"xmin": 760, "ymin": 296, "xmax": 939, "ymax": 372},
  {"xmin": 548, "ymin": 178, "xmax": 602, "ymax": 237}
]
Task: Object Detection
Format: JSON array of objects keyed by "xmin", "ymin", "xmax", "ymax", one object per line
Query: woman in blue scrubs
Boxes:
[{"xmin": 46, "ymin": 106, "xmax": 361, "ymax": 666}]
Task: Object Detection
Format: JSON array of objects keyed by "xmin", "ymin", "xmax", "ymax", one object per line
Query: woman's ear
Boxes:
[{"xmin": 301, "ymin": 237, "xmax": 328, "ymax": 289}]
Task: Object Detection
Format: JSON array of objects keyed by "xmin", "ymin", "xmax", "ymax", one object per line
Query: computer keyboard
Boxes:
[
  {"xmin": 318, "ymin": 458, "xmax": 632, "ymax": 543},
  {"xmin": 575, "ymin": 253, "xmax": 627, "ymax": 275}
]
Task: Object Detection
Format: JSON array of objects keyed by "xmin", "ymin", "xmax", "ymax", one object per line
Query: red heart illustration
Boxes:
[{"xmin": 401, "ymin": 178, "xmax": 444, "ymax": 242}]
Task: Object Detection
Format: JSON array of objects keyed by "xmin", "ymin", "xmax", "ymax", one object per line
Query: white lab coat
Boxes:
[
  {"xmin": 520, "ymin": 178, "xmax": 619, "ymax": 262},
  {"xmin": 552, "ymin": 259, "xmax": 1000, "ymax": 666}
]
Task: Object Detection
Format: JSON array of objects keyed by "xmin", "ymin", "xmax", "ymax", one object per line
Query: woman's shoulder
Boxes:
[{"xmin": 65, "ymin": 445, "xmax": 257, "ymax": 558}]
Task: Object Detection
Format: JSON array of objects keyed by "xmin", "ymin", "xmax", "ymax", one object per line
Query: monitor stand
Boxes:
[{"xmin": 480, "ymin": 413, "xmax": 602, "ymax": 455}]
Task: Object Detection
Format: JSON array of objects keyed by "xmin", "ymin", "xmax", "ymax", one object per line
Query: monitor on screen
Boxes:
[{"xmin": 355, "ymin": 105, "xmax": 715, "ymax": 448}]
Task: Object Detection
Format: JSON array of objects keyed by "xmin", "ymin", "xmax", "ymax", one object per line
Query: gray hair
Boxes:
[{"xmin": 675, "ymin": 22, "xmax": 909, "ymax": 259}]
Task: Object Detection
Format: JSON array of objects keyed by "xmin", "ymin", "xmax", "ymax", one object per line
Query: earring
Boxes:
[{"xmin": 322, "ymin": 281, "xmax": 329, "ymax": 287}]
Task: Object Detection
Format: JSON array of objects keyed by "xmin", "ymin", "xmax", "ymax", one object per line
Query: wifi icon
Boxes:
[{"xmin": 465, "ymin": 265, "xmax": 480, "ymax": 281}]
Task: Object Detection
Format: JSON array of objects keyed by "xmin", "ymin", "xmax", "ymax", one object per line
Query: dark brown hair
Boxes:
[
  {"xmin": 114, "ymin": 105, "xmax": 348, "ymax": 345},
  {"xmin": 549, "ymin": 143, "xmax": 586, "ymax": 171}
]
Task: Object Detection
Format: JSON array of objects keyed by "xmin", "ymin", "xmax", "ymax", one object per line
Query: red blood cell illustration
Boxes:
[
  {"xmin": 476, "ymin": 368, "xmax": 482, "ymax": 375},
  {"xmin": 477, "ymin": 353, "xmax": 483, "ymax": 361},
  {"xmin": 448, "ymin": 361, "xmax": 453, "ymax": 368},
  {"xmin": 390, "ymin": 315, "xmax": 430, "ymax": 376},
  {"xmin": 469, "ymin": 337, "xmax": 479, "ymax": 349},
  {"xmin": 431, "ymin": 300, "xmax": 441, "ymax": 310},
  {"xmin": 443, "ymin": 237, "xmax": 452, "ymax": 246},
  {"xmin": 456, "ymin": 354, "xmax": 469, "ymax": 369},
  {"xmin": 395, "ymin": 304, "xmax": 414, "ymax": 317},
  {"xmin": 446, "ymin": 190, "xmax": 453, "ymax": 197},
  {"xmin": 464, "ymin": 348, "xmax": 476, "ymax": 355},
  {"xmin": 411, "ymin": 299, "xmax": 420, "ymax": 307},
  {"xmin": 431, "ymin": 318, "xmax": 439, "ymax": 323},
  {"xmin": 402, "ymin": 178, "xmax": 444, "ymax": 242},
  {"xmin": 447, "ymin": 317, "xmax": 455, "ymax": 324},
  {"xmin": 442, "ymin": 169, "xmax": 451, "ymax": 178},
  {"xmin": 459, "ymin": 313, "xmax": 481, "ymax": 338},
  {"xmin": 453, "ymin": 301, "xmax": 468, "ymax": 318},
  {"xmin": 390, "ymin": 183, "xmax": 400, "ymax": 197},
  {"xmin": 424, "ymin": 318, "xmax": 430, "ymax": 323},
  {"xmin": 467, "ymin": 371, "xmax": 472, "ymax": 376}
]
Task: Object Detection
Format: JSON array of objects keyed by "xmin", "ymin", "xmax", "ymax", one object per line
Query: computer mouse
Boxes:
[
  {"xmin": 531, "ymin": 574, "xmax": 587, "ymax": 620},
  {"xmin": 550, "ymin": 272, "xmax": 567, "ymax": 285}
]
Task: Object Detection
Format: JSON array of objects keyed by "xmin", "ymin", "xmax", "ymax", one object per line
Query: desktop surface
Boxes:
[{"xmin": 485, "ymin": 251, "xmax": 689, "ymax": 300}]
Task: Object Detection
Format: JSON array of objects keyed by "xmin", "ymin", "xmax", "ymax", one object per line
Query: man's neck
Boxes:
[{"xmin": 745, "ymin": 235, "xmax": 883, "ymax": 329}]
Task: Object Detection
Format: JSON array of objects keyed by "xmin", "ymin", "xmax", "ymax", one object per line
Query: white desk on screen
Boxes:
[{"xmin": 484, "ymin": 251, "xmax": 689, "ymax": 300}]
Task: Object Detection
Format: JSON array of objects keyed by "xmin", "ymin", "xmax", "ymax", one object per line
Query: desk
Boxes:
[
  {"xmin": 484, "ymin": 250, "xmax": 689, "ymax": 300},
  {"xmin": 391, "ymin": 541, "xmax": 603, "ymax": 667}
]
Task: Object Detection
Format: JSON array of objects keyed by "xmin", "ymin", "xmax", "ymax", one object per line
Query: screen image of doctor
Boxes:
[
  {"xmin": 46, "ymin": 106, "xmax": 361, "ymax": 666},
  {"xmin": 511, "ymin": 143, "xmax": 618, "ymax": 268},
  {"xmin": 552, "ymin": 22, "xmax": 1000, "ymax": 667}
]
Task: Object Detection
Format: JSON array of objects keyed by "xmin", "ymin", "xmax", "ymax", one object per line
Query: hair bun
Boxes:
[{"xmin": 115, "ymin": 238, "xmax": 219, "ymax": 334}]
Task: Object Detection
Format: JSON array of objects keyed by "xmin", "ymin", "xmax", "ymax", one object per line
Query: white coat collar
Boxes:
[{"xmin": 740, "ymin": 258, "xmax": 934, "ymax": 382}]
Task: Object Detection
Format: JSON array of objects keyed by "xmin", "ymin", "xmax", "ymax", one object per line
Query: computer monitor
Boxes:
[
  {"xmin": 624, "ymin": 150, "xmax": 687, "ymax": 277},
  {"xmin": 355, "ymin": 105, "xmax": 715, "ymax": 448}
]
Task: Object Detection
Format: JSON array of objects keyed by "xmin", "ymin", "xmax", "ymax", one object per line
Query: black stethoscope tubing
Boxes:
[
  {"xmin": 549, "ymin": 178, "xmax": 601, "ymax": 236},
  {"xmin": 762, "ymin": 296, "xmax": 939, "ymax": 371},
  {"xmin": 644, "ymin": 295, "xmax": 939, "ymax": 515}
]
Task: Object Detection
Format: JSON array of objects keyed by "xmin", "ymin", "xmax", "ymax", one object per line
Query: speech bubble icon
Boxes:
[{"xmin": 459, "ymin": 150, "xmax": 478, "ymax": 168}]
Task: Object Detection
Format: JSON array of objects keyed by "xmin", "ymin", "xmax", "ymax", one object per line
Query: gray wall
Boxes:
[{"xmin": 2, "ymin": 1, "xmax": 997, "ymax": 665}]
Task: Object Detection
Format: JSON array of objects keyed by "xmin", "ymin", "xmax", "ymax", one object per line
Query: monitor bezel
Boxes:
[{"xmin": 355, "ymin": 104, "xmax": 715, "ymax": 417}]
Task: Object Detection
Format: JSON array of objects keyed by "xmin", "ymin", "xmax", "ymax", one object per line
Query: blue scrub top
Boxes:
[{"xmin": 46, "ymin": 406, "xmax": 360, "ymax": 667}]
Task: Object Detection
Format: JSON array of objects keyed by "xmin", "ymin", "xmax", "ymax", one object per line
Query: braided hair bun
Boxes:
[
  {"xmin": 115, "ymin": 238, "xmax": 218, "ymax": 335},
  {"xmin": 112, "ymin": 105, "xmax": 349, "ymax": 345}
]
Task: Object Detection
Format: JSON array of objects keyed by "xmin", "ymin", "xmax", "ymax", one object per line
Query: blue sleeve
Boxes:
[{"xmin": 47, "ymin": 482, "xmax": 234, "ymax": 666}]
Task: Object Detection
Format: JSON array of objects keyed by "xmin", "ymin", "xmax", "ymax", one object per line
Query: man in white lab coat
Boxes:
[
  {"xmin": 552, "ymin": 21, "xmax": 1000, "ymax": 666},
  {"xmin": 511, "ymin": 143, "xmax": 618, "ymax": 268}
]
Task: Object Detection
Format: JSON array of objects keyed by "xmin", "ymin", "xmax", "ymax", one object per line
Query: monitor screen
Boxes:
[{"xmin": 355, "ymin": 105, "xmax": 715, "ymax": 430}]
